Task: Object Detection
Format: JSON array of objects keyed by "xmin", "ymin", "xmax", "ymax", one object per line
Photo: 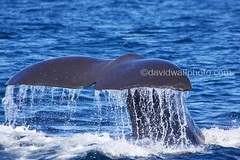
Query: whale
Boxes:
[{"xmin": 6, "ymin": 54, "xmax": 205, "ymax": 145}]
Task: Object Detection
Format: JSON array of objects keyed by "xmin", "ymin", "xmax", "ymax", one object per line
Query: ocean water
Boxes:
[{"xmin": 0, "ymin": 0, "xmax": 240, "ymax": 159}]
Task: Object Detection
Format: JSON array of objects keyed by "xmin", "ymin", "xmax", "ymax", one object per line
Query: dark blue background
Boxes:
[{"xmin": 0, "ymin": 0, "xmax": 239, "ymax": 159}]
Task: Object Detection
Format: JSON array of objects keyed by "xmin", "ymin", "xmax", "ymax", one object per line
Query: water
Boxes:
[{"xmin": 0, "ymin": 0, "xmax": 240, "ymax": 159}]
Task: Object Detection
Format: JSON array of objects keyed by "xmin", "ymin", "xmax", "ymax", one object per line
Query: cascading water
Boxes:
[
  {"xmin": 2, "ymin": 85, "xmax": 84, "ymax": 133},
  {"xmin": 94, "ymin": 90, "xmax": 131, "ymax": 139},
  {"xmin": 1, "ymin": 85, "xmax": 132, "ymax": 138},
  {"xmin": 2, "ymin": 85, "xmax": 197, "ymax": 146},
  {"xmin": 127, "ymin": 87, "xmax": 193, "ymax": 146}
]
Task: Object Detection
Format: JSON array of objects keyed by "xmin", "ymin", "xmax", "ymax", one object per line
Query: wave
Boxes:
[
  {"xmin": 203, "ymin": 127, "xmax": 240, "ymax": 148},
  {"xmin": 0, "ymin": 125, "xmax": 239, "ymax": 159},
  {"xmin": 1, "ymin": 85, "xmax": 240, "ymax": 159}
]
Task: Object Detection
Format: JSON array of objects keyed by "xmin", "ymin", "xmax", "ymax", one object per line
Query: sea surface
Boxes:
[{"xmin": 0, "ymin": 0, "xmax": 240, "ymax": 159}]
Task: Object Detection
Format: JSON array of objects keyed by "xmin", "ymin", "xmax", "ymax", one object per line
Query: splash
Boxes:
[
  {"xmin": 1, "ymin": 125, "xmax": 240, "ymax": 159},
  {"xmin": 0, "ymin": 125, "xmax": 204, "ymax": 160},
  {"xmin": 1, "ymin": 85, "xmax": 132, "ymax": 138},
  {"xmin": 2, "ymin": 85, "xmax": 200, "ymax": 146},
  {"xmin": 203, "ymin": 127, "xmax": 240, "ymax": 148},
  {"xmin": 94, "ymin": 89, "xmax": 131, "ymax": 139},
  {"xmin": 2, "ymin": 85, "xmax": 82, "ymax": 127},
  {"xmin": 2, "ymin": 85, "xmax": 18, "ymax": 124},
  {"xmin": 2, "ymin": 85, "xmax": 240, "ymax": 159},
  {"xmin": 126, "ymin": 87, "xmax": 193, "ymax": 146}
]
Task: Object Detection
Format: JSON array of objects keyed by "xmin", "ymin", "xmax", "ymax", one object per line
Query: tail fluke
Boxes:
[{"xmin": 6, "ymin": 54, "xmax": 191, "ymax": 91}]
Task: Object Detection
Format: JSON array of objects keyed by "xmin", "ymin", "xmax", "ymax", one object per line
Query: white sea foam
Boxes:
[
  {"xmin": 1, "ymin": 85, "xmax": 240, "ymax": 159},
  {"xmin": 203, "ymin": 127, "xmax": 240, "ymax": 148},
  {"xmin": 1, "ymin": 125, "xmax": 239, "ymax": 160},
  {"xmin": 0, "ymin": 125, "xmax": 207, "ymax": 160}
]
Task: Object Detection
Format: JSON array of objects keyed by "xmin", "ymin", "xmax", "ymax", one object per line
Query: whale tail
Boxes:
[
  {"xmin": 6, "ymin": 54, "xmax": 191, "ymax": 91},
  {"xmin": 6, "ymin": 54, "xmax": 204, "ymax": 145}
]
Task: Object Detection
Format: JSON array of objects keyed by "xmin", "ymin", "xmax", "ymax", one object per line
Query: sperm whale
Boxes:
[{"xmin": 6, "ymin": 54, "xmax": 205, "ymax": 145}]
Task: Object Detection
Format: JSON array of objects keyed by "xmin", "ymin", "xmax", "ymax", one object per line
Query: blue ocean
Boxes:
[{"xmin": 0, "ymin": 0, "xmax": 240, "ymax": 159}]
